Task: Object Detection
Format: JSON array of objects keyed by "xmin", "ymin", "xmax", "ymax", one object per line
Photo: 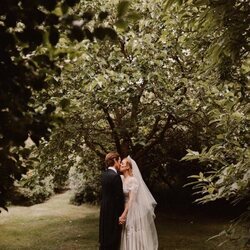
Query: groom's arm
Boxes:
[{"xmin": 113, "ymin": 175, "xmax": 124, "ymax": 214}]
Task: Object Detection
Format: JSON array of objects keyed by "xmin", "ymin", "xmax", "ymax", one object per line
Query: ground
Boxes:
[{"xmin": 0, "ymin": 192, "xmax": 236, "ymax": 250}]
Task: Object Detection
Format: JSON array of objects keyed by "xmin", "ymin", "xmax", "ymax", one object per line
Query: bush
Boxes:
[
  {"xmin": 69, "ymin": 162, "xmax": 101, "ymax": 205},
  {"xmin": 11, "ymin": 172, "xmax": 54, "ymax": 206}
]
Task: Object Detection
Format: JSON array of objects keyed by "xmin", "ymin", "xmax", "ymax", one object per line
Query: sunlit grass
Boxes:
[
  {"xmin": 0, "ymin": 192, "xmax": 99, "ymax": 250},
  {"xmin": 0, "ymin": 192, "xmax": 235, "ymax": 250}
]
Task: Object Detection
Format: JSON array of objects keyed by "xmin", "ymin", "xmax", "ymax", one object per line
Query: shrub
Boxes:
[
  {"xmin": 69, "ymin": 162, "xmax": 101, "ymax": 205},
  {"xmin": 11, "ymin": 172, "xmax": 54, "ymax": 206}
]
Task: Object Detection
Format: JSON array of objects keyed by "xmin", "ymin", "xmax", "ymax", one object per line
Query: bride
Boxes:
[{"xmin": 119, "ymin": 156, "xmax": 158, "ymax": 250}]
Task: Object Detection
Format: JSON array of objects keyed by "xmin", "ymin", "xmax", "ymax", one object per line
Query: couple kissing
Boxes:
[{"xmin": 99, "ymin": 152, "xmax": 158, "ymax": 250}]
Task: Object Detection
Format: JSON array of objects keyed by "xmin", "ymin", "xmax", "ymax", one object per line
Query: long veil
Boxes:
[
  {"xmin": 127, "ymin": 155, "xmax": 157, "ymax": 216},
  {"xmin": 124, "ymin": 156, "xmax": 158, "ymax": 249}
]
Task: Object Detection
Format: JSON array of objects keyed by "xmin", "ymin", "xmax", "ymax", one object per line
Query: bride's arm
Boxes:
[
  {"xmin": 119, "ymin": 177, "xmax": 139, "ymax": 222},
  {"xmin": 119, "ymin": 199, "xmax": 129, "ymax": 220}
]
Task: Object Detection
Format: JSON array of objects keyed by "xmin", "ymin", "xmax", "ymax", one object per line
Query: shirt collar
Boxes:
[{"xmin": 108, "ymin": 166, "xmax": 117, "ymax": 173}]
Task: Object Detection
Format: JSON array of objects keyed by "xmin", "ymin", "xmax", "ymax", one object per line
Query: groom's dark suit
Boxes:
[{"xmin": 99, "ymin": 168, "xmax": 124, "ymax": 250}]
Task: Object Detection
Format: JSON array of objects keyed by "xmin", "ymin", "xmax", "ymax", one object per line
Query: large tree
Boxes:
[{"xmin": 24, "ymin": 0, "xmax": 210, "ymax": 205}]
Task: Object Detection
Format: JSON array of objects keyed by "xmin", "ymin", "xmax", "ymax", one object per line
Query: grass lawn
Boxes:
[{"xmin": 0, "ymin": 192, "xmax": 236, "ymax": 250}]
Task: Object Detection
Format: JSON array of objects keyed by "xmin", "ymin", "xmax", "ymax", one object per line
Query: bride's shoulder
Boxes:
[
  {"xmin": 128, "ymin": 176, "xmax": 139, "ymax": 184},
  {"xmin": 127, "ymin": 176, "xmax": 139, "ymax": 191}
]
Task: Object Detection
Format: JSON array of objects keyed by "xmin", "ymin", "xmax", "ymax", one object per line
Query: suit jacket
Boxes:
[{"xmin": 99, "ymin": 169, "xmax": 124, "ymax": 249}]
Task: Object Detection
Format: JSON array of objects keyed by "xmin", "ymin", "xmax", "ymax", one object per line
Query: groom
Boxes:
[{"xmin": 99, "ymin": 152, "xmax": 125, "ymax": 250}]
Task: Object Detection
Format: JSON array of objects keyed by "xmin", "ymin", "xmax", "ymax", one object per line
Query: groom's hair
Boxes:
[{"xmin": 105, "ymin": 152, "xmax": 120, "ymax": 167}]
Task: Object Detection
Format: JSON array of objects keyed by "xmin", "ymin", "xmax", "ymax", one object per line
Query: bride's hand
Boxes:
[{"xmin": 119, "ymin": 215, "xmax": 126, "ymax": 225}]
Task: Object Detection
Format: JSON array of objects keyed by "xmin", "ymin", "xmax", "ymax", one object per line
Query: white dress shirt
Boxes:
[{"xmin": 108, "ymin": 166, "xmax": 117, "ymax": 173}]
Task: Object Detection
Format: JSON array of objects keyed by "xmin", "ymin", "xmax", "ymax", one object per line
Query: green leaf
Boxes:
[
  {"xmin": 115, "ymin": 19, "xmax": 129, "ymax": 30},
  {"xmin": 117, "ymin": 1, "xmax": 130, "ymax": 18},
  {"xmin": 216, "ymin": 134, "xmax": 224, "ymax": 139},
  {"xmin": 207, "ymin": 187, "xmax": 215, "ymax": 194},
  {"xmin": 164, "ymin": 0, "xmax": 176, "ymax": 10},
  {"xmin": 126, "ymin": 12, "xmax": 141, "ymax": 22}
]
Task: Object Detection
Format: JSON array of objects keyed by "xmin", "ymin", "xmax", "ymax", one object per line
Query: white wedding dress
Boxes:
[{"xmin": 120, "ymin": 157, "xmax": 158, "ymax": 250}]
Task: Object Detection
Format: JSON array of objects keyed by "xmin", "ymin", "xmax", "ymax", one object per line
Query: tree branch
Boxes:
[
  {"xmin": 134, "ymin": 114, "xmax": 175, "ymax": 161},
  {"xmin": 102, "ymin": 106, "xmax": 122, "ymax": 154},
  {"xmin": 130, "ymin": 80, "xmax": 147, "ymax": 134},
  {"xmin": 84, "ymin": 136, "xmax": 105, "ymax": 159},
  {"xmin": 91, "ymin": 140, "xmax": 108, "ymax": 154},
  {"xmin": 145, "ymin": 115, "xmax": 161, "ymax": 143}
]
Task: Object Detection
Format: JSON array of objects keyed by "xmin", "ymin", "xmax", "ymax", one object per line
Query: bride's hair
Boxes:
[
  {"xmin": 126, "ymin": 158, "xmax": 133, "ymax": 176},
  {"xmin": 126, "ymin": 158, "xmax": 132, "ymax": 168}
]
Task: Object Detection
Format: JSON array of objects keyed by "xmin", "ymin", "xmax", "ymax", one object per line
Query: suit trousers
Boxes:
[{"xmin": 99, "ymin": 243, "xmax": 120, "ymax": 250}]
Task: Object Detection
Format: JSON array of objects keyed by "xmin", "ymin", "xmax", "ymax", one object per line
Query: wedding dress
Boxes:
[{"xmin": 120, "ymin": 156, "xmax": 158, "ymax": 250}]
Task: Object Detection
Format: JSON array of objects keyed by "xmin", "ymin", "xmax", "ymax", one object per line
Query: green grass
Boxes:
[
  {"xmin": 0, "ymin": 192, "xmax": 99, "ymax": 250},
  {"xmin": 0, "ymin": 192, "xmax": 235, "ymax": 250},
  {"xmin": 156, "ymin": 212, "xmax": 235, "ymax": 250}
]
